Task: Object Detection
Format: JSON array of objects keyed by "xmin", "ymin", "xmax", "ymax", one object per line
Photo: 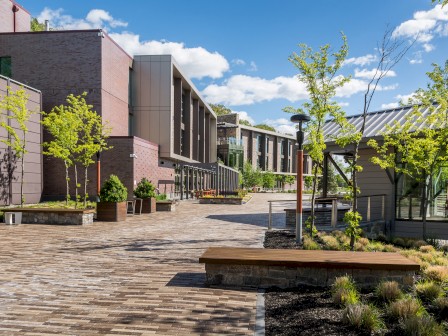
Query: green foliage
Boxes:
[
  {"xmin": 284, "ymin": 33, "xmax": 349, "ymax": 236},
  {"xmin": 134, "ymin": 178, "xmax": 156, "ymax": 199},
  {"xmin": 343, "ymin": 304, "xmax": 385, "ymax": 334},
  {"xmin": 156, "ymin": 193, "xmax": 167, "ymax": 201},
  {"xmin": 305, "ymin": 216, "xmax": 318, "ymax": 236},
  {"xmin": 262, "ymin": 171, "xmax": 276, "ymax": 189},
  {"xmin": 331, "ymin": 276, "xmax": 359, "ymax": 306},
  {"xmin": 368, "ymin": 61, "xmax": 448, "ymax": 238},
  {"xmin": 415, "ymin": 281, "xmax": 444, "ymax": 301},
  {"xmin": 239, "ymin": 119, "xmax": 252, "ymax": 126},
  {"xmin": 375, "ymin": 281, "xmax": 403, "ymax": 302},
  {"xmin": 241, "ymin": 161, "xmax": 263, "ymax": 188},
  {"xmin": 432, "ymin": 0, "xmax": 448, "ymax": 7},
  {"xmin": 302, "ymin": 236, "xmax": 320, "ymax": 250},
  {"xmin": 209, "ymin": 103, "xmax": 232, "ymax": 116},
  {"xmin": 30, "ymin": 18, "xmax": 45, "ymax": 32},
  {"xmin": 317, "ymin": 164, "xmax": 340, "ymax": 194},
  {"xmin": 344, "ymin": 210, "xmax": 363, "ymax": 249},
  {"xmin": 389, "ymin": 296, "xmax": 426, "ymax": 320},
  {"xmin": 99, "ymin": 175, "xmax": 127, "ymax": 202},
  {"xmin": 304, "ymin": 175, "xmax": 313, "ymax": 189},
  {"xmin": 400, "ymin": 315, "xmax": 445, "ymax": 336},
  {"xmin": 254, "ymin": 124, "xmax": 276, "ymax": 132},
  {"xmin": 0, "ymin": 87, "xmax": 37, "ymax": 206}
]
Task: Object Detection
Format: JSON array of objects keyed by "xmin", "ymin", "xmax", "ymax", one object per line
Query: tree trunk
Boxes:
[
  {"xmin": 64, "ymin": 161, "xmax": 69, "ymax": 205},
  {"xmin": 74, "ymin": 164, "xmax": 78, "ymax": 209},
  {"xmin": 20, "ymin": 148, "xmax": 25, "ymax": 207},
  {"xmin": 310, "ymin": 164, "xmax": 319, "ymax": 237},
  {"xmin": 84, "ymin": 166, "xmax": 88, "ymax": 208},
  {"xmin": 422, "ymin": 173, "xmax": 430, "ymax": 240}
]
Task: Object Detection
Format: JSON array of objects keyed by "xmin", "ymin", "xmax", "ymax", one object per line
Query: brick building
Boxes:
[{"xmin": 0, "ymin": 0, "xmax": 30, "ymax": 34}]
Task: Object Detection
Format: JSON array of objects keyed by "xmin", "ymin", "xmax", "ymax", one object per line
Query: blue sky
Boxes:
[{"xmin": 19, "ymin": 0, "xmax": 448, "ymax": 134}]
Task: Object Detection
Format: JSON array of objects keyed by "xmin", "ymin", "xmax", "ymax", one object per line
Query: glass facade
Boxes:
[
  {"xmin": 396, "ymin": 166, "xmax": 448, "ymax": 221},
  {"xmin": 0, "ymin": 56, "xmax": 12, "ymax": 78}
]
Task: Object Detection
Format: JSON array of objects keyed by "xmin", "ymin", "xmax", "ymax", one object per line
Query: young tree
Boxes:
[
  {"xmin": 284, "ymin": 34, "xmax": 349, "ymax": 238},
  {"xmin": 42, "ymin": 103, "xmax": 81, "ymax": 205},
  {"xmin": 262, "ymin": 171, "xmax": 276, "ymax": 190},
  {"xmin": 241, "ymin": 161, "xmax": 263, "ymax": 189},
  {"xmin": 368, "ymin": 61, "xmax": 448, "ymax": 239},
  {"xmin": 239, "ymin": 119, "xmax": 252, "ymax": 126},
  {"xmin": 285, "ymin": 175, "xmax": 296, "ymax": 189},
  {"xmin": 0, "ymin": 87, "xmax": 37, "ymax": 206},
  {"xmin": 69, "ymin": 93, "xmax": 111, "ymax": 207},
  {"xmin": 336, "ymin": 29, "xmax": 412, "ymax": 249},
  {"xmin": 31, "ymin": 18, "xmax": 45, "ymax": 32}
]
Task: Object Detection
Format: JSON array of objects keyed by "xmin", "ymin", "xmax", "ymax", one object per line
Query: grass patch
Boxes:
[
  {"xmin": 343, "ymin": 303, "xmax": 385, "ymax": 334},
  {"xmin": 415, "ymin": 281, "xmax": 444, "ymax": 301},
  {"xmin": 424, "ymin": 266, "xmax": 448, "ymax": 283},
  {"xmin": 375, "ymin": 281, "xmax": 402, "ymax": 303},
  {"xmin": 389, "ymin": 296, "xmax": 425, "ymax": 320},
  {"xmin": 400, "ymin": 315, "xmax": 445, "ymax": 336}
]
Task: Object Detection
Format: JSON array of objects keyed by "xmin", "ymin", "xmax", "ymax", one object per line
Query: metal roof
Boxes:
[{"xmin": 322, "ymin": 104, "xmax": 440, "ymax": 142}]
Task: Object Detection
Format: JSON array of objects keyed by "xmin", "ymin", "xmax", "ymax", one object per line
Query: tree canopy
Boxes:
[
  {"xmin": 31, "ymin": 18, "xmax": 46, "ymax": 32},
  {"xmin": 254, "ymin": 124, "xmax": 276, "ymax": 132},
  {"xmin": 209, "ymin": 103, "xmax": 232, "ymax": 116}
]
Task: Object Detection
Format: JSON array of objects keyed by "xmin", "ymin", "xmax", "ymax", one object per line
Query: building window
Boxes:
[
  {"xmin": 0, "ymin": 57, "xmax": 12, "ymax": 78},
  {"xmin": 280, "ymin": 140, "xmax": 285, "ymax": 155}
]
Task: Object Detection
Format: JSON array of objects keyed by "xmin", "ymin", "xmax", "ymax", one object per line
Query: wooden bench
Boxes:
[{"xmin": 199, "ymin": 247, "xmax": 419, "ymax": 289}]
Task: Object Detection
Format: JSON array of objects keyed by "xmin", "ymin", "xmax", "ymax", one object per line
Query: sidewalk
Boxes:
[{"xmin": 0, "ymin": 193, "xmax": 292, "ymax": 335}]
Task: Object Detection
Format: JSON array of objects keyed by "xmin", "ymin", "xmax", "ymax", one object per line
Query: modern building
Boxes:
[
  {"xmin": 0, "ymin": 15, "xmax": 236, "ymax": 201},
  {"xmin": 0, "ymin": 75, "xmax": 42, "ymax": 205},
  {"xmin": 217, "ymin": 113, "xmax": 311, "ymax": 178},
  {"xmin": 322, "ymin": 105, "xmax": 448, "ymax": 239},
  {"xmin": 0, "ymin": 0, "xmax": 30, "ymax": 34}
]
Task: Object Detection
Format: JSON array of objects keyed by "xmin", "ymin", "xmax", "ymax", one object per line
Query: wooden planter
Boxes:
[
  {"xmin": 156, "ymin": 201, "xmax": 176, "ymax": 212},
  {"xmin": 96, "ymin": 202, "xmax": 127, "ymax": 222},
  {"xmin": 140, "ymin": 197, "xmax": 156, "ymax": 213}
]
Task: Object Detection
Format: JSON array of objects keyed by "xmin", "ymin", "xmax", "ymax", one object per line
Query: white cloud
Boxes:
[
  {"xmin": 232, "ymin": 59, "xmax": 246, "ymax": 66},
  {"xmin": 335, "ymin": 76, "xmax": 397, "ymax": 98},
  {"xmin": 263, "ymin": 118, "xmax": 297, "ymax": 135},
  {"xmin": 233, "ymin": 111, "xmax": 255, "ymax": 124},
  {"xmin": 392, "ymin": 4, "xmax": 448, "ymax": 51},
  {"xmin": 202, "ymin": 74, "xmax": 308, "ymax": 105},
  {"xmin": 110, "ymin": 32, "xmax": 229, "ymax": 79},
  {"xmin": 423, "ymin": 43, "xmax": 435, "ymax": 52},
  {"xmin": 396, "ymin": 93, "xmax": 416, "ymax": 104},
  {"xmin": 249, "ymin": 61, "xmax": 258, "ymax": 71},
  {"xmin": 354, "ymin": 68, "xmax": 396, "ymax": 79},
  {"xmin": 338, "ymin": 102, "xmax": 350, "ymax": 107},
  {"xmin": 37, "ymin": 8, "xmax": 127, "ymax": 30},
  {"xmin": 343, "ymin": 54, "xmax": 378, "ymax": 66},
  {"xmin": 381, "ymin": 102, "xmax": 399, "ymax": 109},
  {"xmin": 37, "ymin": 7, "xmax": 229, "ymax": 80},
  {"xmin": 409, "ymin": 58, "xmax": 423, "ymax": 64}
]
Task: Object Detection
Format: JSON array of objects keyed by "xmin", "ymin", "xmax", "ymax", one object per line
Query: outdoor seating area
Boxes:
[{"xmin": 199, "ymin": 247, "xmax": 419, "ymax": 289}]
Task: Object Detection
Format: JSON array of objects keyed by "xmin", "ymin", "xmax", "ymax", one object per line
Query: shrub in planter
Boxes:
[
  {"xmin": 97, "ymin": 175, "xmax": 128, "ymax": 222},
  {"xmin": 134, "ymin": 178, "xmax": 157, "ymax": 213}
]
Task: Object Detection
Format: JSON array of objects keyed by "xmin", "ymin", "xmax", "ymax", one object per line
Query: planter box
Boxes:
[
  {"xmin": 199, "ymin": 197, "xmax": 244, "ymax": 205},
  {"xmin": 3, "ymin": 208, "xmax": 95, "ymax": 225},
  {"xmin": 140, "ymin": 197, "xmax": 156, "ymax": 213},
  {"xmin": 96, "ymin": 202, "xmax": 127, "ymax": 222},
  {"xmin": 156, "ymin": 201, "xmax": 176, "ymax": 212}
]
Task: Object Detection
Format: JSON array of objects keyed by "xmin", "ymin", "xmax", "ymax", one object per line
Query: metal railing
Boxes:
[{"xmin": 267, "ymin": 194, "xmax": 386, "ymax": 230}]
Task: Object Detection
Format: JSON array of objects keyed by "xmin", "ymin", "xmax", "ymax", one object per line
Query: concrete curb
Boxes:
[{"xmin": 254, "ymin": 289, "xmax": 265, "ymax": 336}]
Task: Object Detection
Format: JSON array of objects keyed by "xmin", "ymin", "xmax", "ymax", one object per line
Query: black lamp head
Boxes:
[{"xmin": 290, "ymin": 114, "xmax": 311, "ymax": 123}]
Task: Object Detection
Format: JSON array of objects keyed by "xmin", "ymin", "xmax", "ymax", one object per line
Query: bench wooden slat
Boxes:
[{"xmin": 199, "ymin": 247, "xmax": 420, "ymax": 271}]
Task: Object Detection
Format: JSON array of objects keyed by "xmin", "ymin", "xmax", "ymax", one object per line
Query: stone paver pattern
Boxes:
[{"xmin": 0, "ymin": 193, "xmax": 293, "ymax": 335}]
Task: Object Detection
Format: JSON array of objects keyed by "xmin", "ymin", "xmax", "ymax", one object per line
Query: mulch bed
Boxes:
[{"xmin": 263, "ymin": 230, "xmax": 404, "ymax": 336}]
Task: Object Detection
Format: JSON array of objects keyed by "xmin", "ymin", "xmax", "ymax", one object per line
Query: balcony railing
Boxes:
[{"xmin": 217, "ymin": 138, "xmax": 243, "ymax": 146}]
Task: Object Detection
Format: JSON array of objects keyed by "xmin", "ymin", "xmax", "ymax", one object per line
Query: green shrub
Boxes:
[
  {"xmin": 134, "ymin": 178, "xmax": 156, "ymax": 199},
  {"xmin": 331, "ymin": 276, "xmax": 359, "ymax": 306},
  {"xmin": 392, "ymin": 237, "xmax": 406, "ymax": 248},
  {"xmin": 401, "ymin": 315, "xmax": 445, "ymax": 336},
  {"xmin": 412, "ymin": 240, "xmax": 428, "ymax": 249},
  {"xmin": 382, "ymin": 244, "xmax": 399, "ymax": 252},
  {"xmin": 424, "ymin": 266, "xmax": 448, "ymax": 283},
  {"xmin": 420, "ymin": 245, "xmax": 436, "ymax": 253},
  {"xmin": 343, "ymin": 304, "xmax": 385, "ymax": 334},
  {"xmin": 416, "ymin": 281, "xmax": 444, "ymax": 301},
  {"xmin": 99, "ymin": 175, "xmax": 127, "ymax": 202},
  {"xmin": 156, "ymin": 193, "xmax": 167, "ymax": 201},
  {"xmin": 376, "ymin": 233, "xmax": 388, "ymax": 243},
  {"xmin": 358, "ymin": 237, "xmax": 369, "ymax": 246},
  {"xmin": 375, "ymin": 281, "xmax": 402, "ymax": 302},
  {"xmin": 389, "ymin": 296, "xmax": 425, "ymax": 320},
  {"xmin": 303, "ymin": 236, "xmax": 320, "ymax": 250},
  {"xmin": 321, "ymin": 235, "xmax": 341, "ymax": 250}
]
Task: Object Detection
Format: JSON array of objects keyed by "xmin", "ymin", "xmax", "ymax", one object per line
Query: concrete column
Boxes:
[
  {"xmin": 183, "ymin": 90, "xmax": 192, "ymax": 158},
  {"xmin": 199, "ymin": 106, "xmax": 205, "ymax": 162},
  {"xmin": 180, "ymin": 166, "xmax": 184, "ymax": 200},
  {"xmin": 205, "ymin": 113, "xmax": 210, "ymax": 163},
  {"xmin": 174, "ymin": 78, "xmax": 182, "ymax": 155},
  {"xmin": 192, "ymin": 99, "xmax": 199, "ymax": 161}
]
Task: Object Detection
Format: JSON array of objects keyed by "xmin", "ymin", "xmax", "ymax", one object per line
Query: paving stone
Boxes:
[{"xmin": 0, "ymin": 193, "xmax": 293, "ymax": 335}]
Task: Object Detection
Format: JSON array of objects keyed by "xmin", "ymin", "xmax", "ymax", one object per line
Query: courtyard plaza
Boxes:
[{"xmin": 0, "ymin": 193, "xmax": 292, "ymax": 335}]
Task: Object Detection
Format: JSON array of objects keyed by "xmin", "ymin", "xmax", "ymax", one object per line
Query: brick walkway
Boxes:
[{"xmin": 0, "ymin": 193, "xmax": 292, "ymax": 335}]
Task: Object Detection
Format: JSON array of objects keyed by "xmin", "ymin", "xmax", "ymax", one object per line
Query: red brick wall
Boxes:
[{"xmin": 0, "ymin": 1, "xmax": 30, "ymax": 33}]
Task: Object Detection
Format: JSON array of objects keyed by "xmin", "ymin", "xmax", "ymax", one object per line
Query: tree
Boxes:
[
  {"xmin": 254, "ymin": 124, "xmax": 276, "ymax": 132},
  {"xmin": 0, "ymin": 87, "xmax": 37, "ymax": 206},
  {"xmin": 239, "ymin": 119, "xmax": 252, "ymax": 126},
  {"xmin": 210, "ymin": 103, "xmax": 232, "ymax": 116},
  {"xmin": 262, "ymin": 171, "xmax": 276, "ymax": 190},
  {"xmin": 284, "ymin": 33, "xmax": 349, "ymax": 238},
  {"xmin": 432, "ymin": 0, "xmax": 448, "ymax": 7},
  {"xmin": 69, "ymin": 93, "xmax": 111, "ymax": 207},
  {"xmin": 368, "ymin": 61, "xmax": 448, "ymax": 239},
  {"xmin": 42, "ymin": 102, "xmax": 81, "ymax": 205},
  {"xmin": 336, "ymin": 29, "xmax": 412, "ymax": 249},
  {"xmin": 241, "ymin": 161, "xmax": 263, "ymax": 188},
  {"xmin": 31, "ymin": 18, "xmax": 45, "ymax": 32}
]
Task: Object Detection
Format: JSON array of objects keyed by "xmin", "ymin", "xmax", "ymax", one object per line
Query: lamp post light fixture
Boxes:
[{"xmin": 290, "ymin": 113, "xmax": 311, "ymax": 244}]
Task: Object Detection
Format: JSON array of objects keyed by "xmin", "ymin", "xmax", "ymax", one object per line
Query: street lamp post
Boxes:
[
  {"xmin": 290, "ymin": 114, "xmax": 311, "ymax": 244},
  {"xmin": 96, "ymin": 149, "xmax": 101, "ymax": 202}
]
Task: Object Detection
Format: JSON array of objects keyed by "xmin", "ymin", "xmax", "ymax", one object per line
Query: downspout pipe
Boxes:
[{"xmin": 12, "ymin": 4, "xmax": 19, "ymax": 33}]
